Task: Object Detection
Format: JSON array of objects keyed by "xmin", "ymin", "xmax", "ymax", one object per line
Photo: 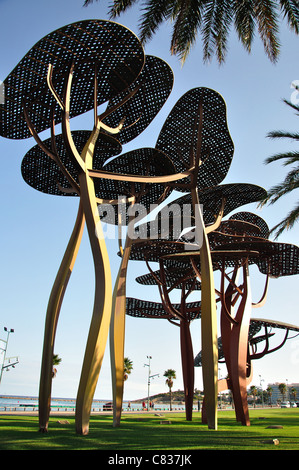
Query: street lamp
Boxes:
[
  {"xmin": 0, "ymin": 327, "xmax": 19, "ymax": 386},
  {"xmin": 218, "ymin": 367, "xmax": 222, "ymax": 409},
  {"xmin": 259, "ymin": 374, "xmax": 264, "ymax": 408},
  {"xmin": 144, "ymin": 355, "xmax": 159, "ymax": 411}
]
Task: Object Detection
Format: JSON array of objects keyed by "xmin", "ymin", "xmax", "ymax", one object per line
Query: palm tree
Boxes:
[
  {"xmin": 278, "ymin": 382, "xmax": 287, "ymax": 401},
  {"xmin": 260, "ymin": 96, "xmax": 299, "ymax": 238},
  {"xmin": 52, "ymin": 354, "xmax": 62, "ymax": 378},
  {"xmin": 266, "ymin": 386, "xmax": 273, "ymax": 406},
  {"xmin": 83, "ymin": 0, "xmax": 299, "ymax": 64},
  {"xmin": 124, "ymin": 357, "xmax": 133, "ymax": 382},
  {"xmin": 249, "ymin": 385, "xmax": 258, "ymax": 407},
  {"xmin": 290, "ymin": 387, "xmax": 297, "ymax": 403},
  {"xmin": 163, "ymin": 369, "xmax": 176, "ymax": 410}
]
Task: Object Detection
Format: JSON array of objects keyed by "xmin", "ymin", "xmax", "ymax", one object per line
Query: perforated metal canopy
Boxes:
[
  {"xmin": 155, "ymin": 88, "xmax": 234, "ymax": 190},
  {"xmin": 215, "ymin": 240, "xmax": 299, "ymax": 277},
  {"xmin": 208, "ymin": 212, "xmax": 270, "ymax": 250},
  {"xmin": 169, "ymin": 184, "xmax": 267, "ymax": 225},
  {"xmin": 126, "ymin": 183, "xmax": 267, "ymax": 244},
  {"xmin": 227, "ymin": 212, "xmax": 270, "ymax": 239},
  {"xmin": 136, "ymin": 264, "xmax": 202, "ymax": 290},
  {"xmin": 102, "ymin": 55, "xmax": 173, "ymax": 144},
  {"xmin": 21, "ymin": 131, "xmax": 122, "ymax": 196},
  {"xmin": 126, "ymin": 297, "xmax": 201, "ymax": 321},
  {"xmin": 126, "ymin": 239, "xmax": 197, "ymax": 262},
  {"xmin": 1, "ymin": 19, "xmax": 145, "ymax": 139},
  {"xmin": 96, "ymin": 147, "xmax": 175, "ymax": 224}
]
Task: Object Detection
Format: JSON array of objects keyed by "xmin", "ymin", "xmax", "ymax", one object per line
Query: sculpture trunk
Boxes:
[
  {"xmin": 38, "ymin": 201, "xmax": 85, "ymax": 432},
  {"xmin": 180, "ymin": 319, "xmax": 194, "ymax": 421},
  {"xmin": 191, "ymin": 187, "xmax": 218, "ymax": 430}
]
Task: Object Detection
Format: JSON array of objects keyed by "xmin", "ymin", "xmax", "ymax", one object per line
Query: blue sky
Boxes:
[{"xmin": 0, "ymin": 0, "xmax": 298, "ymax": 401}]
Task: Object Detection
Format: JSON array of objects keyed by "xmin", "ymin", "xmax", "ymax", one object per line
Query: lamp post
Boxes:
[
  {"xmin": 259, "ymin": 375, "xmax": 264, "ymax": 408},
  {"xmin": 0, "ymin": 327, "xmax": 19, "ymax": 386},
  {"xmin": 218, "ymin": 367, "xmax": 222, "ymax": 409},
  {"xmin": 144, "ymin": 356, "xmax": 159, "ymax": 411}
]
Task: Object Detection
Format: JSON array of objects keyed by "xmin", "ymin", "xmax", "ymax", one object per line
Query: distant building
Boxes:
[{"xmin": 266, "ymin": 382, "xmax": 299, "ymax": 403}]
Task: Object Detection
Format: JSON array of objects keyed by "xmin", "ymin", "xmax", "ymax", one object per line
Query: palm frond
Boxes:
[
  {"xmin": 201, "ymin": 0, "xmax": 234, "ymax": 64},
  {"xmin": 267, "ymin": 130, "xmax": 299, "ymax": 141},
  {"xmin": 260, "ymin": 167, "xmax": 299, "ymax": 205},
  {"xmin": 233, "ymin": 0, "xmax": 256, "ymax": 53},
  {"xmin": 138, "ymin": 0, "xmax": 174, "ymax": 44},
  {"xmin": 108, "ymin": 0, "xmax": 140, "ymax": 17},
  {"xmin": 269, "ymin": 201, "xmax": 299, "ymax": 238},
  {"xmin": 279, "ymin": 0, "xmax": 299, "ymax": 33},
  {"xmin": 201, "ymin": 0, "xmax": 216, "ymax": 62},
  {"xmin": 83, "ymin": 0, "xmax": 299, "ymax": 64},
  {"xmin": 254, "ymin": 0, "xmax": 280, "ymax": 62},
  {"xmin": 283, "ymin": 98, "xmax": 299, "ymax": 115},
  {"xmin": 170, "ymin": 0, "xmax": 205, "ymax": 63},
  {"xmin": 264, "ymin": 151, "xmax": 299, "ymax": 165}
]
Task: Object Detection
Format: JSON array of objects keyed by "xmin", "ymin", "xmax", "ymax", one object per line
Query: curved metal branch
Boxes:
[
  {"xmin": 60, "ymin": 62, "xmax": 86, "ymax": 173},
  {"xmin": 251, "ymin": 326, "xmax": 289, "ymax": 359},
  {"xmin": 252, "ymin": 272, "xmax": 270, "ymax": 308},
  {"xmin": 88, "ymin": 167, "xmax": 194, "ymax": 183},
  {"xmin": 22, "ymin": 99, "xmax": 80, "ymax": 194},
  {"xmin": 144, "ymin": 259, "xmax": 163, "ymax": 286},
  {"xmin": 47, "ymin": 64, "xmax": 64, "ymax": 110},
  {"xmin": 250, "ymin": 325, "xmax": 271, "ymax": 360},
  {"xmin": 206, "ymin": 197, "xmax": 226, "ymax": 234},
  {"xmin": 219, "ymin": 263, "xmax": 239, "ymax": 325},
  {"xmin": 167, "ymin": 318, "xmax": 180, "ymax": 327},
  {"xmin": 158, "ymin": 259, "xmax": 185, "ymax": 321},
  {"xmin": 49, "ymin": 106, "xmax": 81, "ymax": 194}
]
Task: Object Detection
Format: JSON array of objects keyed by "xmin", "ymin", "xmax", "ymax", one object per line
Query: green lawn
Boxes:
[{"xmin": 0, "ymin": 408, "xmax": 299, "ymax": 451}]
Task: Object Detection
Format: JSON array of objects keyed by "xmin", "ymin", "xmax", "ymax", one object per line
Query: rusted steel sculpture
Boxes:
[
  {"xmin": 128, "ymin": 184, "xmax": 266, "ymax": 422},
  {"xmin": 152, "ymin": 88, "xmax": 234, "ymax": 429},
  {"xmin": 193, "ymin": 211, "xmax": 299, "ymax": 425},
  {"xmin": 195, "ymin": 317, "xmax": 299, "ymax": 406},
  {"xmin": 248, "ymin": 318, "xmax": 299, "ymax": 367}
]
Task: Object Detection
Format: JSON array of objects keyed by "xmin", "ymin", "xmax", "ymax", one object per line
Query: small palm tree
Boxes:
[
  {"xmin": 260, "ymin": 95, "xmax": 299, "ymax": 238},
  {"xmin": 266, "ymin": 386, "xmax": 273, "ymax": 406},
  {"xmin": 278, "ymin": 382, "xmax": 287, "ymax": 402},
  {"xmin": 52, "ymin": 354, "xmax": 62, "ymax": 378},
  {"xmin": 249, "ymin": 385, "xmax": 258, "ymax": 407},
  {"xmin": 163, "ymin": 369, "xmax": 176, "ymax": 411},
  {"xmin": 83, "ymin": 0, "xmax": 299, "ymax": 64},
  {"xmin": 124, "ymin": 357, "xmax": 133, "ymax": 382},
  {"xmin": 291, "ymin": 387, "xmax": 297, "ymax": 403}
]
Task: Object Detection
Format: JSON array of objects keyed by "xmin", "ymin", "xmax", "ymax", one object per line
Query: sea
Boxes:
[{"xmin": 0, "ymin": 396, "xmax": 179, "ymax": 412}]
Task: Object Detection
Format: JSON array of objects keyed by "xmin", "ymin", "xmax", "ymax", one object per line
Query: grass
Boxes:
[{"xmin": 0, "ymin": 408, "xmax": 299, "ymax": 451}]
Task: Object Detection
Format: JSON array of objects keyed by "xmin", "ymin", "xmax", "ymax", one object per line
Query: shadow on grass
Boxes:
[{"xmin": 1, "ymin": 409, "xmax": 299, "ymax": 450}]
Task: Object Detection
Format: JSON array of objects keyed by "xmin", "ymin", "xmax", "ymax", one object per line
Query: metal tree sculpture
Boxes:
[
  {"xmin": 195, "ymin": 318, "xmax": 299, "ymax": 409},
  {"xmin": 96, "ymin": 148, "xmax": 175, "ymax": 427},
  {"xmin": 2, "ymin": 19, "xmax": 176, "ymax": 434},
  {"xmin": 127, "ymin": 183, "xmax": 266, "ymax": 422},
  {"xmin": 85, "ymin": 86, "xmax": 235, "ymax": 430},
  {"xmin": 193, "ymin": 211, "xmax": 299, "ymax": 425}
]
